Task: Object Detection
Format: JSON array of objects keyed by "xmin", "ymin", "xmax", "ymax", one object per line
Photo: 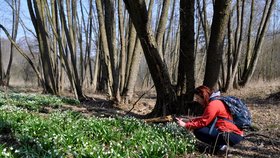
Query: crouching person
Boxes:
[{"xmin": 176, "ymin": 85, "xmax": 244, "ymax": 154}]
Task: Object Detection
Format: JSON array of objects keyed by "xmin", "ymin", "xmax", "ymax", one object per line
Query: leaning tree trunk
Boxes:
[
  {"xmin": 123, "ymin": 0, "xmax": 177, "ymax": 117},
  {"xmin": 0, "ymin": 24, "xmax": 43, "ymax": 85},
  {"xmin": 203, "ymin": 0, "xmax": 232, "ymax": 89}
]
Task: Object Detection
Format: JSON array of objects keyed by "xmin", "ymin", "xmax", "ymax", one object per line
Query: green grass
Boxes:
[{"xmin": 0, "ymin": 92, "xmax": 196, "ymax": 157}]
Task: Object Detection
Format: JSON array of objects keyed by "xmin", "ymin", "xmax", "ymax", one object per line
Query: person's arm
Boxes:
[{"xmin": 177, "ymin": 101, "xmax": 221, "ymax": 129}]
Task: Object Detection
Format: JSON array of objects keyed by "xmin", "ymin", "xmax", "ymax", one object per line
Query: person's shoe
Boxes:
[
  {"xmin": 215, "ymin": 145, "xmax": 233, "ymax": 157},
  {"xmin": 219, "ymin": 145, "xmax": 227, "ymax": 151}
]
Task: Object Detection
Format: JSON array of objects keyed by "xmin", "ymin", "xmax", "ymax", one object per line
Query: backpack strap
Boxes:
[
  {"xmin": 208, "ymin": 117, "xmax": 234, "ymax": 135},
  {"xmin": 209, "ymin": 117, "xmax": 218, "ymax": 135}
]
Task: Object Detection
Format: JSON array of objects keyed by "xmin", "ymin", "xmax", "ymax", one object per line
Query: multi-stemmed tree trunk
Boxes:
[
  {"xmin": 27, "ymin": 0, "xmax": 58, "ymax": 95},
  {"xmin": 203, "ymin": 0, "xmax": 232, "ymax": 89},
  {"xmin": 96, "ymin": 0, "xmax": 114, "ymax": 96},
  {"xmin": 239, "ymin": 0, "xmax": 276, "ymax": 87},
  {"xmin": 221, "ymin": 0, "xmax": 276, "ymax": 91},
  {"xmin": 123, "ymin": 0, "xmax": 176, "ymax": 117},
  {"xmin": 104, "ymin": 0, "xmax": 120, "ymax": 101},
  {"xmin": 57, "ymin": 0, "xmax": 87, "ymax": 100},
  {"xmin": 222, "ymin": 0, "xmax": 245, "ymax": 91}
]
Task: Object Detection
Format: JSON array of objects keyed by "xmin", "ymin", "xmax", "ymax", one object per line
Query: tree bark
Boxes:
[
  {"xmin": 203, "ymin": 0, "xmax": 232, "ymax": 89},
  {"xmin": 176, "ymin": 0, "xmax": 195, "ymax": 114},
  {"xmin": 96, "ymin": 0, "xmax": 114, "ymax": 96},
  {"xmin": 27, "ymin": 0, "xmax": 58, "ymax": 95},
  {"xmin": 118, "ymin": 0, "xmax": 126, "ymax": 94},
  {"xmin": 104, "ymin": 0, "xmax": 120, "ymax": 101},
  {"xmin": 156, "ymin": 0, "xmax": 170, "ymax": 58},
  {"xmin": 2, "ymin": 0, "xmax": 21, "ymax": 86},
  {"xmin": 123, "ymin": 0, "xmax": 176, "ymax": 117},
  {"xmin": 239, "ymin": 0, "xmax": 275, "ymax": 86}
]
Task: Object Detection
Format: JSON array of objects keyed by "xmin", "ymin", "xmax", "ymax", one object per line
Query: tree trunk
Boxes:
[
  {"xmin": 156, "ymin": 0, "xmax": 170, "ymax": 59},
  {"xmin": 56, "ymin": 0, "xmax": 88, "ymax": 100},
  {"xmin": 104, "ymin": 0, "xmax": 120, "ymax": 101},
  {"xmin": 96, "ymin": 0, "xmax": 114, "ymax": 96},
  {"xmin": 123, "ymin": 38, "xmax": 142, "ymax": 103},
  {"xmin": 0, "ymin": 24, "xmax": 43, "ymax": 85},
  {"xmin": 27, "ymin": 0, "xmax": 58, "ymax": 95},
  {"xmin": 239, "ymin": 0, "xmax": 275, "ymax": 86},
  {"xmin": 118, "ymin": 0, "xmax": 126, "ymax": 94},
  {"xmin": 123, "ymin": 0, "xmax": 176, "ymax": 117},
  {"xmin": 203, "ymin": 0, "xmax": 232, "ymax": 89},
  {"xmin": 3, "ymin": 0, "xmax": 20, "ymax": 86},
  {"xmin": 177, "ymin": 0, "xmax": 195, "ymax": 114}
]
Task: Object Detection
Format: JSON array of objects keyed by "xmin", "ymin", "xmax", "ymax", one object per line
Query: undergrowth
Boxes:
[{"xmin": 0, "ymin": 92, "xmax": 196, "ymax": 157}]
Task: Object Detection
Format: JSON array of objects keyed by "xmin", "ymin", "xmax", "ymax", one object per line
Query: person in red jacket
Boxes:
[{"xmin": 176, "ymin": 85, "xmax": 244, "ymax": 153}]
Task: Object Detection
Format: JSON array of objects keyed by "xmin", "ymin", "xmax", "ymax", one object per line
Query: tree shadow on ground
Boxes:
[
  {"xmin": 60, "ymin": 98, "xmax": 146, "ymax": 119},
  {"xmin": 245, "ymin": 91, "xmax": 280, "ymax": 105},
  {"xmin": 229, "ymin": 135, "xmax": 280, "ymax": 158}
]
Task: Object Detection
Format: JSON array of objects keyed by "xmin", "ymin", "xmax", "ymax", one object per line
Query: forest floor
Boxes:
[{"xmin": 13, "ymin": 81, "xmax": 280, "ymax": 158}]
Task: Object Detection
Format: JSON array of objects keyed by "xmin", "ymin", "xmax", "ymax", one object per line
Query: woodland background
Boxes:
[{"xmin": 0, "ymin": 0, "xmax": 280, "ymax": 117}]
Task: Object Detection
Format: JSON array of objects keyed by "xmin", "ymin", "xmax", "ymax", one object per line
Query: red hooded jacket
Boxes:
[{"xmin": 185, "ymin": 100, "xmax": 244, "ymax": 136}]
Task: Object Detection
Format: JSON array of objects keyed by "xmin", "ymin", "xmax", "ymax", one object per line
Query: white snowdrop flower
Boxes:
[
  {"xmin": 9, "ymin": 147, "xmax": 13, "ymax": 150},
  {"xmin": 5, "ymin": 152, "xmax": 10, "ymax": 157},
  {"xmin": 15, "ymin": 149, "xmax": 20, "ymax": 153}
]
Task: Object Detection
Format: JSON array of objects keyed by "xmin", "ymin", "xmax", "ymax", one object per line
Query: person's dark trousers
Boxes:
[{"xmin": 193, "ymin": 127, "xmax": 243, "ymax": 152}]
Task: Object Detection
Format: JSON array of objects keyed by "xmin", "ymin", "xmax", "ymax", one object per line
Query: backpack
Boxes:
[{"xmin": 210, "ymin": 96, "xmax": 252, "ymax": 130}]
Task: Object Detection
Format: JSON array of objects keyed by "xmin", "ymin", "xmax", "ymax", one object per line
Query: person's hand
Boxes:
[{"xmin": 176, "ymin": 117, "xmax": 186, "ymax": 127}]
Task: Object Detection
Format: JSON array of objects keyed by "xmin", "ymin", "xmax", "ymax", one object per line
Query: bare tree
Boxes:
[
  {"xmin": 123, "ymin": 0, "xmax": 176, "ymax": 117},
  {"xmin": 95, "ymin": 0, "xmax": 114, "ymax": 96},
  {"xmin": 203, "ymin": 0, "xmax": 232, "ymax": 89},
  {"xmin": 0, "ymin": 24, "xmax": 42, "ymax": 84},
  {"xmin": 118, "ymin": 0, "xmax": 126, "ymax": 94},
  {"xmin": 239, "ymin": 0, "xmax": 276, "ymax": 86},
  {"xmin": 156, "ymin": 0, "xmax": 170, "ymax": 58},
  {"xmin": 0, "ymin": 0, "xmax": 21, "ymax": 86},
  {"xmin": 177, "ymin": 0, "xmax": 195, "ymax": 112},
  {"xmin": 27, "ymin": 0, "xmax": 58, "ymax": 94}
]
